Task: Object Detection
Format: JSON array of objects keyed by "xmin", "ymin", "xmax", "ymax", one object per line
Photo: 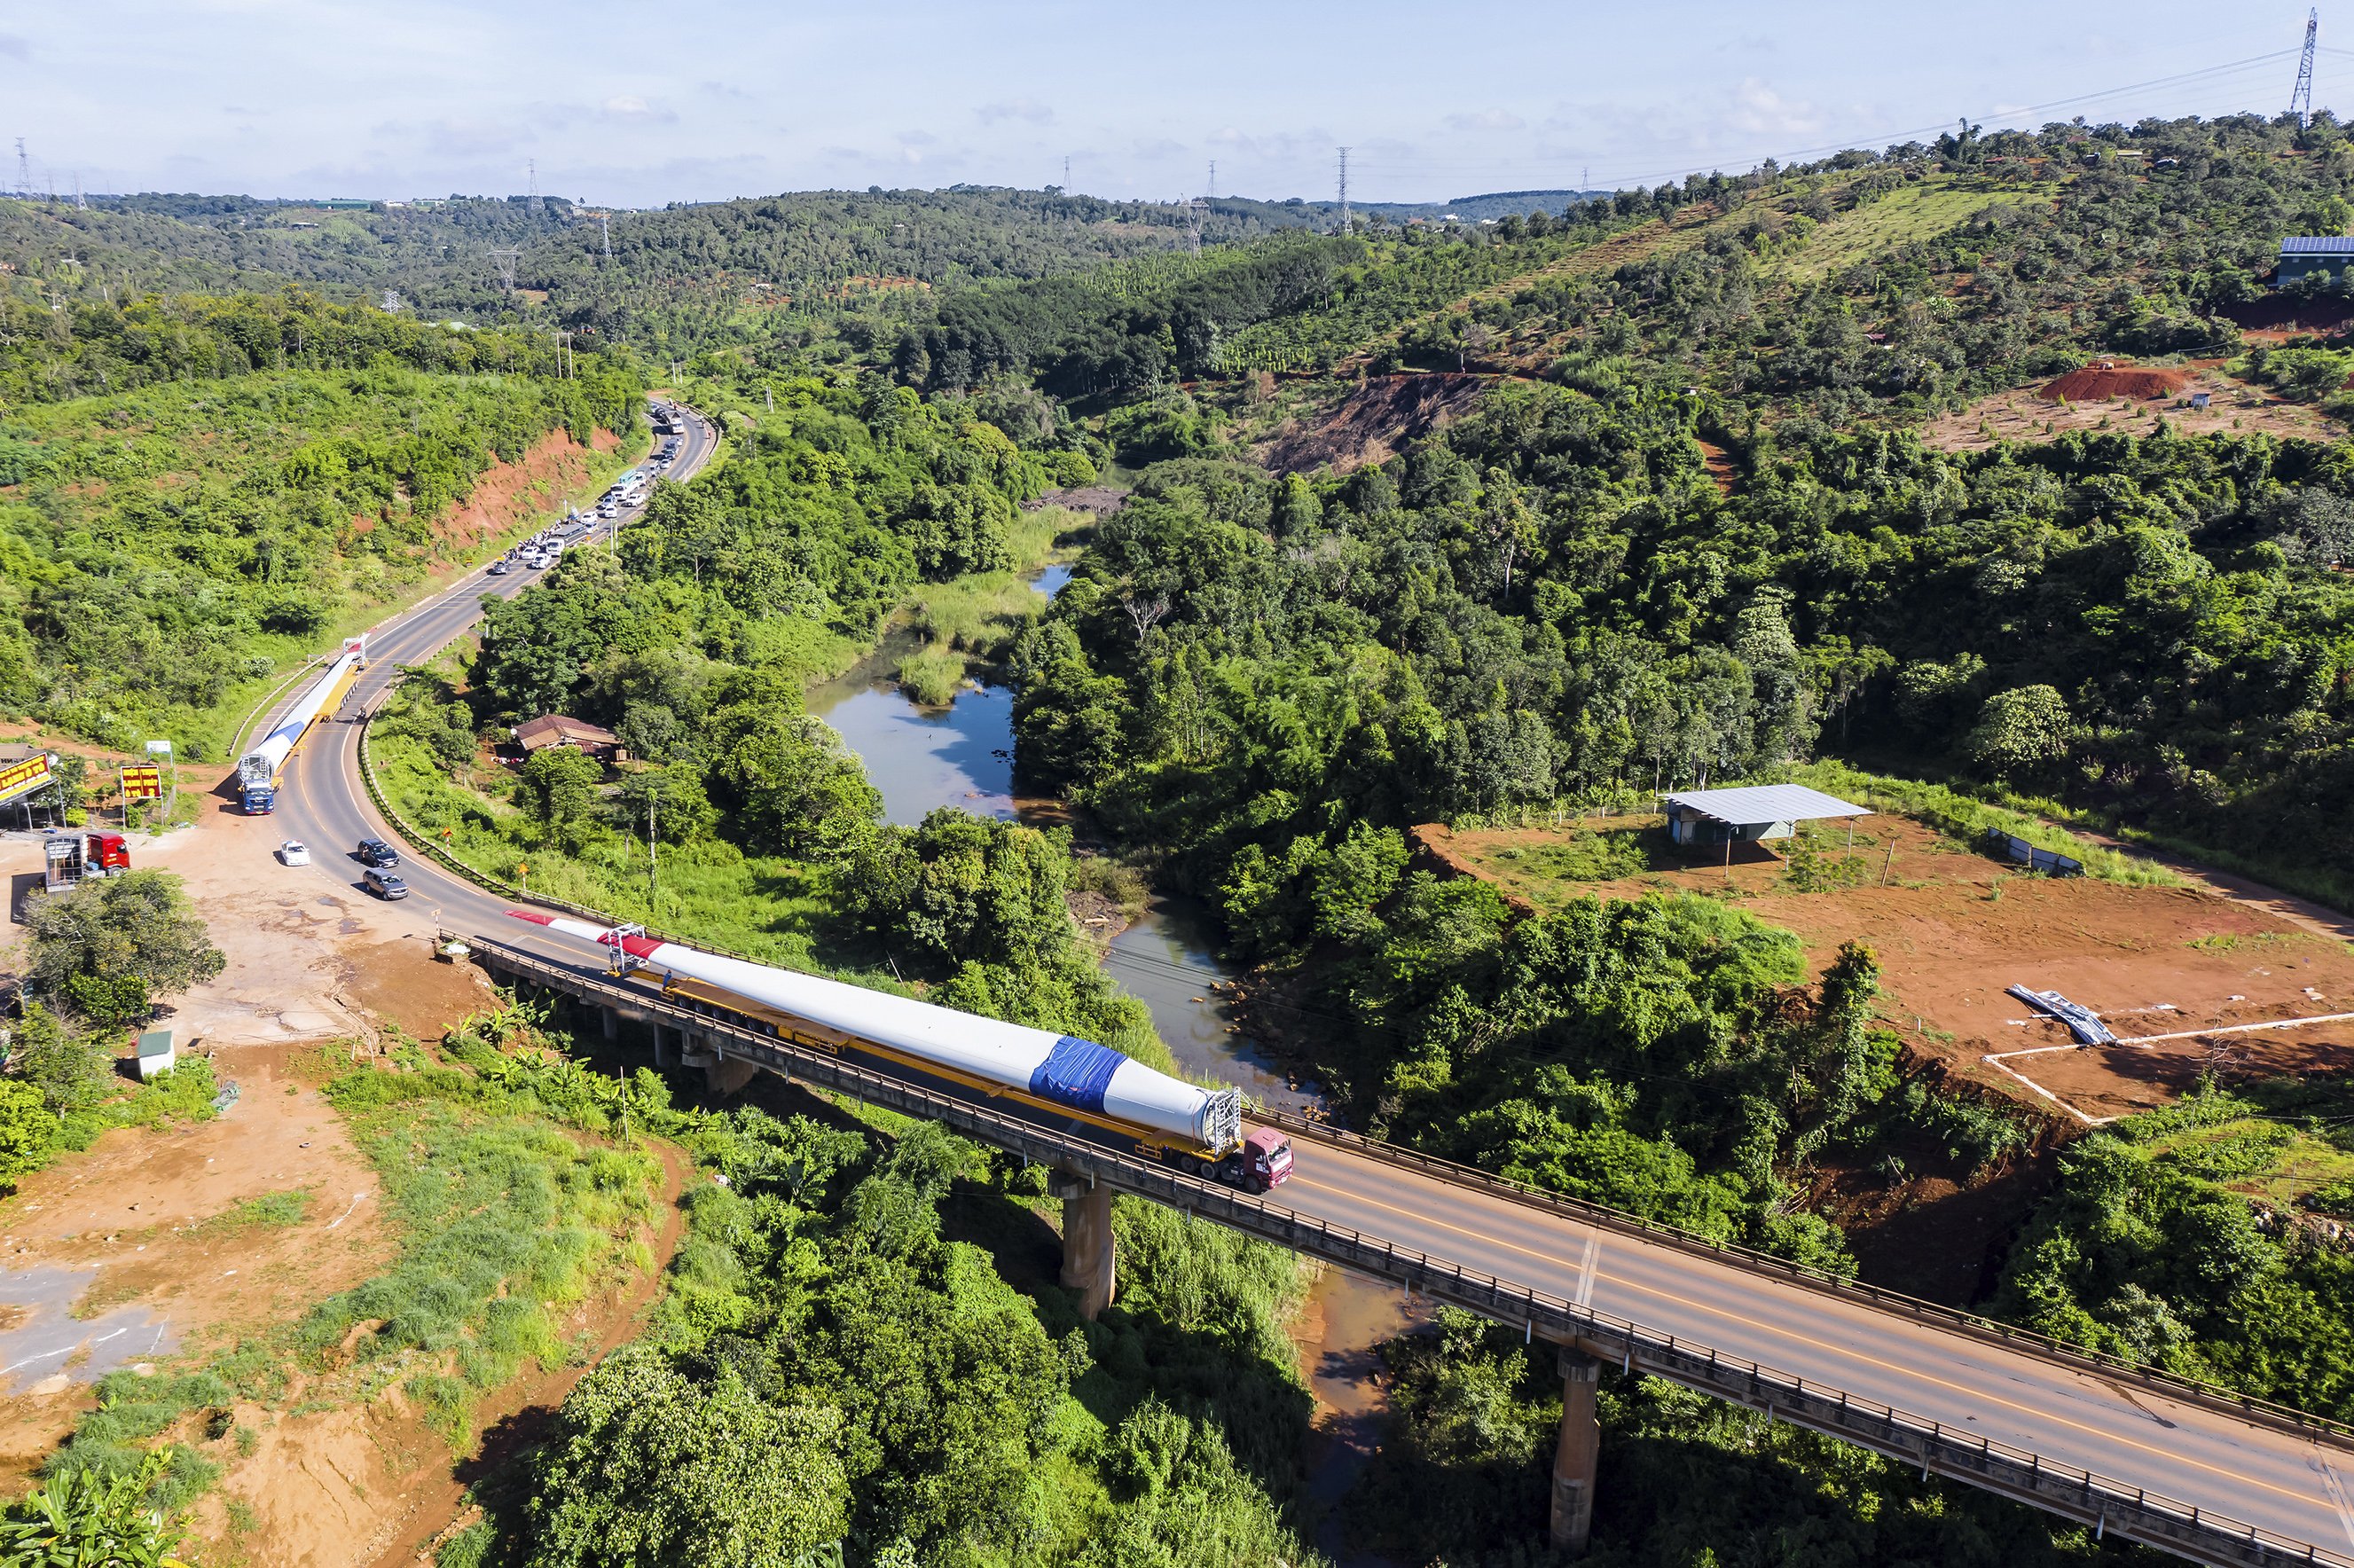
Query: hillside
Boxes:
[{"xmin": 0, "ymin": 325, "xmax": 641, "ymax": 756}]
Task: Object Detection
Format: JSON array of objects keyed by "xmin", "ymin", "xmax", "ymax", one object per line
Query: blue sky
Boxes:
[{"xmin": 8, "ymin": 1, "xmax": 2350, "ymax": 205}]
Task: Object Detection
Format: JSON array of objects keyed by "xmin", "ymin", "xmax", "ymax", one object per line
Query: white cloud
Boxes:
[
  {"xmin": 976, "ymin": 98, "xmax": 1052, "ymax": 125},
  {"xmin": 1728, "ymin": 78, "xmax": 1824, "ymax": 137},
  {"xmin": 1444, "ymin": 108, "xmax": 1526, "ymax": 132}
]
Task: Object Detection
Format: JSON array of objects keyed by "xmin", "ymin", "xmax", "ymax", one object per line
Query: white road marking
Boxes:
[
  {"xmin": 2315, "ymin": 1449, "xmax": 2354, "ymax": 1552},
  {"xmin": 1573, "ymin": 1232, "xmax": 1598, "ymax": 1309}
]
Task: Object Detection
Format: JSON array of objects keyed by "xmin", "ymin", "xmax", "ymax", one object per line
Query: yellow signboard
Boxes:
[
  {"xmin": 122, "ymin": 764, "xmax": 163, "ymax": 801},
  {"xmin": 0, "ymin": 751, "xmax": 53, "ymax": 805}
]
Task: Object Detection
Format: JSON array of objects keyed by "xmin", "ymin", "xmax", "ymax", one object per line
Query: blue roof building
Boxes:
[{"xmin": 2274, "ymin": 236, "xmax": 2354, "ymax": 286}]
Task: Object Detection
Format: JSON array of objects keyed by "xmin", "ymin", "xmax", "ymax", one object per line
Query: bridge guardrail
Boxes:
[
  {"xmin": 465, "ymin": 932, "xmax": 2347, "ymax": 1568},
  {"xmin": 1257, "ymin": 1107, "xmax": 2354, "ymax": 1455}
]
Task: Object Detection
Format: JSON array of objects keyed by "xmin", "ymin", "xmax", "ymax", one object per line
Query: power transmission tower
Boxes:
[
  {"xmin": 1337, "ymin": 146, "xmax": 1350, "ymax": 233},
  {"xmin": 13, "ymin": 139, "xmax": 27, "ymax": 200},
  {"xmin": 528, "ymin": 159, "xmax": 541, "ymax": 213},
  {"xmin": 1186, "ymin": 196, "xmax": 1207, "ymax": 255},
  {"xmin": 1207, "ymin": 161, "xmax": 1216, "ymax": 199},
  {"xmin": 2291, "ymin": 8, "xmax": 2319, "ymax": 131},
  {"xmin": 1063, "ymin": 154, "xmax": 1070, "ymax": 191},
  {"xmin": 73, "ymin": 172, "xmax": 85, "ymax": 210},
  {"xmin": 600, "ymin": 210, "xmax": 612, "ymax": 259},
  {"xmin": 489, "ymin": 247, "xmax": 522, "ymax": 295}
]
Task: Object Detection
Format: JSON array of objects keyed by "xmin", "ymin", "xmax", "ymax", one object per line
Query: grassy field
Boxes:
[
  {"xmin": 894, "ymin": 505, "xmax": 1092, "ymax": 702},
  {"xmin": 1783, "ymin": 176, "xmax": 2059, "ymax": 281}
]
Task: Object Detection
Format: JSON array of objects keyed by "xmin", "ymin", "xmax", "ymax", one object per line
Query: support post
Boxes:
[
  {"xmin": 651, "ymin": 1023, "xmax": 674, "ymax": 1068},
  {"xmin": 601, "ymin": 1007, "xmax": 618, "ymax": 1041},
  {"xmin": 702, "ymin": 1044, "xmax": 758, "ymax": 1096},
  {"xmin": 1550, "ymin": 1348, "xmax": 1601, "ymax": 1554},
  {"xmin": 1049, "ymin": 1170, "xmax": 1116, "ymax": 1320}
]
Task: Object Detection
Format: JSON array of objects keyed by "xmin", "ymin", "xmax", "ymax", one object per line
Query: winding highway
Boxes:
[{"xmin": 248, "ymin": 401, "xmax": 2354, "ymax": 1567}]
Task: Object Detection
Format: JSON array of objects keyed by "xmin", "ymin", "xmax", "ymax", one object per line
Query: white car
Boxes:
[{"xmin": 279, "ymin": 841, "xmax": 310, "ymax": 866}]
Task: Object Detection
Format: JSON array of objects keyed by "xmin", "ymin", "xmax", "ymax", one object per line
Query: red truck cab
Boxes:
[
  {"xmin": 1243, "ymin": 1128, "xmax": 1293, "ymax": 1191},
  {"xmin": 87, "ymin": 833, "xmax": 129, "ymax": 873}
]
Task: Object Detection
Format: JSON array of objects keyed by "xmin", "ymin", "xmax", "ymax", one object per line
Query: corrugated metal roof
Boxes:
[
  {"xmin": 1661, "ymin": 784, "xmax": 1871, "ymax": 825},
  {"xmin": 2279, "ymin": 236, "xmax": 2354, "ymax": 255}
]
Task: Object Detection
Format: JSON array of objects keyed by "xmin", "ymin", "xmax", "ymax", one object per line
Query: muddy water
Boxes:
[{"xmin": 810, "ymin": 567, "xmax": 1414, "ymax": 1555}]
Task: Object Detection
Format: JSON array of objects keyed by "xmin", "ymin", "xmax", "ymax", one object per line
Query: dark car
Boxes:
[
  {"xmin": 363, "ymin": 867, "xmax": 409, "ymax": 900},
  {"xmin": 357, "ymin": 838, "xmax": 400, "ymax": 868}
]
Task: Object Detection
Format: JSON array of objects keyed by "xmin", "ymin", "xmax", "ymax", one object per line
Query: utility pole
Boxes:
[
  {"xmin": 2291, "ymin": 8, "xmax": 2319, "ymax": 131},
  {"xmin": 1337, "ymin": 146, "xmax": 1350, "ymax": 234},
  {"xmin": 647, "ymin": 789, "xmax": 657, "ymax": 911}
]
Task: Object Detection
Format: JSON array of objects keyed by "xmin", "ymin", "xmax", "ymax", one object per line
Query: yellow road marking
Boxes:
[{"xmin": 1286, "ymin": 1171, "xmax": 2327, "ymax": 1511}]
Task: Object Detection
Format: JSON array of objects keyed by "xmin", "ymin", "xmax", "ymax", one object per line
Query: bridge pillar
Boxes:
[
  {"xmin": 1550, "ymin": 1348, "xmax": 1601, "ymax": 1554},
  {"xmin": 1048, "ymin": 1171, "xmax": 1115, "ymax": 1320},
  {"xmin": 703, "ymin": 1047, "xmax": 759, "ymax": 1096},
  {"xmin": 651, "ymin": 1023, "xmax": 675, "ymax": 1068},
  {"xmin": 600, "ymin": 1007, "xmax": 618, "ymax": 1041}
]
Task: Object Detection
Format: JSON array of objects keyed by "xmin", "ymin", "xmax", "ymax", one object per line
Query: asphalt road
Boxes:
[{"xmin": 250, "ymin": 402, "xmax": 2354, "ymax": 1562}]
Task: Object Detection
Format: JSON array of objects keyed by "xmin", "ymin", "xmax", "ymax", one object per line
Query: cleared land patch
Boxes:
[
  {"xmin": 1414, "ymin": 810, "xmax": 2354, "ymax": 1125},
  {"xmin": 1917, "ymin": 365, "xmax": 2341, "ymax": 451},
  {"xmin": 1782, "ymin": 178, "xmax": 2056, "ymax": 281}
]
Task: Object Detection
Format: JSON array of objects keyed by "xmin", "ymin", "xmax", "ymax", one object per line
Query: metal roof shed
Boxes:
[{"xmin": 1661, "ymin": 784, "xmax": 1871, "ymax": 848}]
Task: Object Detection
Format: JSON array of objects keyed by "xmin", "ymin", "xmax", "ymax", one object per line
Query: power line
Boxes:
[{"xmin": 2293, "ymin": 6, "xmax": 2319, "ymax": 129}]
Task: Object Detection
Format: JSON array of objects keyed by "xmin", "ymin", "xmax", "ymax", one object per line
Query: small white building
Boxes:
[
  {"xmin": 1660, "ymin": 784, "xmax": 1871, "ymax": 848},
  {"xmin": 135, "ymin": 1029, "xmax": 176, "ymax": 1081}
]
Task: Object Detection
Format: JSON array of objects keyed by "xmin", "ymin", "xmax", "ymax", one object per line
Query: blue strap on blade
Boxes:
[{"xmin": 1029, "ymin": 1035, "xmax": 1126, "ymax": 1113}]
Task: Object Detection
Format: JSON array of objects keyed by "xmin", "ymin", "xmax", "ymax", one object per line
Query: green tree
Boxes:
[
  {"xmin": 520, "ymin": 747, "xmax": 606, "ymax": 830},
  {"xmin": 0, "ymin": 1448, "xmax": 192, "ymax": 1567},
  {"xmin": 525, "ymin": 1345, "xmax": 850, "ymax": 1568},
  {"xmin": 24, "ymin": 873, "xmax": 224, "ymax": 1019},
  {"xmin": 0, "ymin": 1080, "xmax": 57, "ymax": 1188},
  {"xmin": 1964, "ymin": 685, "xmax": 2079, "ymax": 786}
]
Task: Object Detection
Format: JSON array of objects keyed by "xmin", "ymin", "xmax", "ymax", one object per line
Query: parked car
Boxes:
[
  {"xmin": 363, "ymin": 868, "xmax": 409, "ymax": 900},
  {"xmin": 279, "ymin": 840, "xmax": 310, "ymax": 866},
  {"xmin": 357, "ymin": 838, "xmax": 400, "ymax": 868}
]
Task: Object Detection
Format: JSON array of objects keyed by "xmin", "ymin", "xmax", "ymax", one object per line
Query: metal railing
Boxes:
[
  {"xmin": 1256, "ymin": 1108, "xmax": 2354, "ymax": 1453},
  {"xmin": 465, "ymin": 931, "xmax": 2347, "ymax": 1568}
]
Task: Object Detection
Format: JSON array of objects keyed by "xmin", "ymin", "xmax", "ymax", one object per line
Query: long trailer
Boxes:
[
  {"xmin": 237, "ymin": 638, "xmax": 366, "ymax": 814},
  {"xmin": 509, "ymin": 911, "xmax": 1292, "ymax": 1189}
]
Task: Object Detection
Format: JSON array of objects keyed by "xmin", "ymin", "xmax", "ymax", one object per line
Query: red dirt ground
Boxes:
[
  {"xmin": 1416, "ymin": 814, "xmax": 2354, "ymax": 1125},
  {"xmin": 2038, "ymin": 365, "xmax": 2188, "ymax": 402}
]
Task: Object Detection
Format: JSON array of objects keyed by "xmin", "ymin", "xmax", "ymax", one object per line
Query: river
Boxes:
[{"xmin": 806, "ymin": 567, "xmax": 1416, "ymax": 1563}]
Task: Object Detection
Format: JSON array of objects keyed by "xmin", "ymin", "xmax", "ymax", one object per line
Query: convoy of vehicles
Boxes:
[
  {"xmin": 508, "ymin": 911, "xmax": 1293, "ymax": 1191},
  {"xmin": 237, "ymin": 638, "xmax": 366, "ymax": 813}
]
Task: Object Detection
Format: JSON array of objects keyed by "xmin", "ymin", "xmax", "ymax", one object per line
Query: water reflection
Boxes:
[
  {"xmin": 807, "ymin": 663, "xmax": 1016, "ymax": 828},
  {"xmin": 1103, "ymin": 894, "xmax": 1326, "ymax": 1113}
]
